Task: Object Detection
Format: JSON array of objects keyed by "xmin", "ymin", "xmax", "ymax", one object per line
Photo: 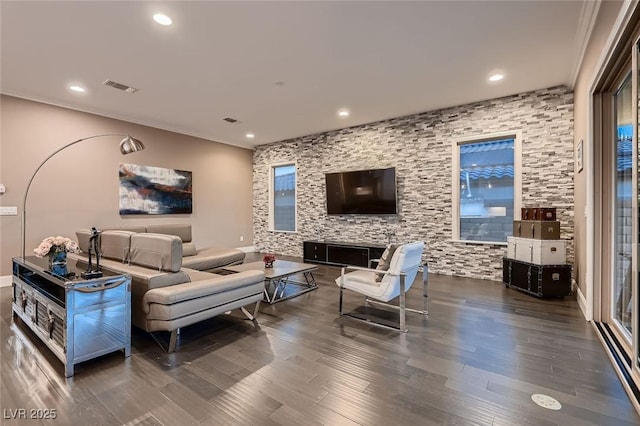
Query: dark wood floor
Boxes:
[{"xmin": 2, "ymin": 254, "xmax": 639, "ymax": 425}]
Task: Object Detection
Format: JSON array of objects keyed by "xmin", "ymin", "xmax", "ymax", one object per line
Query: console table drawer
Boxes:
[
  {"xmin": 71, "ymin": 276, "xmax": 129, "ymax": 309},
  {"xmin": 13, "ymin": 278, "xmax": 67, "ymax": 359}
]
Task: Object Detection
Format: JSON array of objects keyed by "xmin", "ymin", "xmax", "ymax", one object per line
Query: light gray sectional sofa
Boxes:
[
  {"xmin": 72, "ymin": 225, "xmax": 262, "ymax": 352},
  {"xmin": 77, "ymin": 223, "xmax": 245, "ymax": 271}
]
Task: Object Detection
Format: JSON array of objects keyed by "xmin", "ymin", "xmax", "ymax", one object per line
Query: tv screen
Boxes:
[{"xmin": 325, "ymin": 167, "xmax": 397, "ymax": 215}]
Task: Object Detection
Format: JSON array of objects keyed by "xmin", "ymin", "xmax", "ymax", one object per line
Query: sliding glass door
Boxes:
[
  {"xmin": 595, "ymin": 46, "xmax": 639, "ymax": 393},
  {"xmin": 612, "ymin": 72, "xmax": 633, "ymax": 342},
  {"xmin": 592, "ymin": 5, "xmax": 640, "ymax": 406}
]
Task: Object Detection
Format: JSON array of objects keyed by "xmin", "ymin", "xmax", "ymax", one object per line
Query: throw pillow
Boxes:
[{"xmin": 375, "ymin": 244, "xmax": 398, "ymax": 282}]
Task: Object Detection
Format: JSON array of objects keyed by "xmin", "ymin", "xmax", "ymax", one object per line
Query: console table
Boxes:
[
  {"xmin": 303, "ymin": 240, "xmax": 387, "ymax": 267},
  {"xmin": 12, "ymin": 256, "xmax": 131, "ymax": 377}
]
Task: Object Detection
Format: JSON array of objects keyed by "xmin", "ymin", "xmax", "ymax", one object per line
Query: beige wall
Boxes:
[
  {"xmin": 573, "ymin": 1, "xmax": 623, "ymax": 299},
  {"xmin": 0, "ymin": 95, "xmax": 254, "ymax": 275}
]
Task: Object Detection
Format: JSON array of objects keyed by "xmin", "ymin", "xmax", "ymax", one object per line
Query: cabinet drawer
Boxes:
[
  {"xmin": 327, "ymin": 245, "xmax": 369, "ymax": 267},
  {"xmin": 71, "ymin": 277, "xmax": 129, "ymax": 310},
  {"xmin": 35, "ymin": 301, "xmax": 66, "ymax": 348},
  {"xmin": 303, "ymin": 242, "xmax": 327, "ymax": 262}
]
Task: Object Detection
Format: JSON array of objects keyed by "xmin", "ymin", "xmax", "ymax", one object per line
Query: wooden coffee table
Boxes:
[{"xmin": 222, "ymin": 260, "xmax": 318, "ymax": 304}]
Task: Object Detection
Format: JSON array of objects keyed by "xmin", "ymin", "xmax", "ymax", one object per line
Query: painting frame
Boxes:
[{"xmin": 119, "ymin": 163, "xmax": 193, "ymax": 215}]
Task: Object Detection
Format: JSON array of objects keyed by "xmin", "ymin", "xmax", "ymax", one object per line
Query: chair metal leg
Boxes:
[
  {"xmin": 421, "ymin": 263, "xmax": 429, "ymax": 316},
  {"xmin": 399, "ymin": 275, "xmax": 407, "ymax": 332},
  {"xmin": 343, "ymin": 264, "xmax": 428, "ymax": 332},
  {"xmin": 339, "ymin": 268, "xmax": 346, "ymax": 315}
]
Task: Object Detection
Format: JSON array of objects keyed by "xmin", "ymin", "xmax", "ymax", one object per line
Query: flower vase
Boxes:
[
  {"xmin": 49, "ymin": 250, "xmax": 68, "ymax": 277},
  {"xmin": 264, "ymin": 261, "xmax": 274, "ymax": 268}
]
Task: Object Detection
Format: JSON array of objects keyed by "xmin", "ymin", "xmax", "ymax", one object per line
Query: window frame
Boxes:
[
  {"xmin": 451, "ymin": 130, "xmax": 522, "ymax": 245},
  {"xmin": 268, "ymin": 161, "xmax": 298, "ymax": 233}
]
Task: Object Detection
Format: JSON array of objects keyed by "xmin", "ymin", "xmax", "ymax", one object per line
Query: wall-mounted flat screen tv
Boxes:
[{"xmin": 325, "ymin": 167, "xmax": 397, "ymax": 215}]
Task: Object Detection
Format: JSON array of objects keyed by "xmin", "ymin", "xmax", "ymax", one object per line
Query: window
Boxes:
[
  {"xmin": 270, "ymin": 163, "xmax": 297, "ymax": 232},
  {"xmin": 452, "ymin": 133, "xmax": 521, "ymax": 243}
]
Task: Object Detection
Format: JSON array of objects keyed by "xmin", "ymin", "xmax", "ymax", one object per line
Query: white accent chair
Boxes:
[{"xmin": 335, "ymin": 241, "xmax": 428, "ymax": 332}]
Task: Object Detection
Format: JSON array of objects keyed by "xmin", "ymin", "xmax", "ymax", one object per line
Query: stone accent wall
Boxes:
[{"xmin": 253, "ymin": 86, "xmax": 574, "ymax": 281}]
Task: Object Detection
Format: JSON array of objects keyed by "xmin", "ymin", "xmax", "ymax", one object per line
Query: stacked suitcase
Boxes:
[{"xmin": 503, "ymin": 207, "xmax": 572, "ymax": 298}]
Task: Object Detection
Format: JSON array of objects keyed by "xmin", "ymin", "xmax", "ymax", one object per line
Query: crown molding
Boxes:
[{"xmin": 570, "ymin": 0, "xmax": 602, "ymax": 89}]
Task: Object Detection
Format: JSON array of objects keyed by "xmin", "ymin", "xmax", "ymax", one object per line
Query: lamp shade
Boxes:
[{"xmin": 119, "ymin": 136, "xmax": 145, "ymax": 154}]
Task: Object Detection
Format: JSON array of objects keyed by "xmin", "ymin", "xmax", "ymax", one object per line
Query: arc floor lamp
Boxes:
[{"xmin": 21, "ymin": 133, "xmax": 145, "ymax": 258}]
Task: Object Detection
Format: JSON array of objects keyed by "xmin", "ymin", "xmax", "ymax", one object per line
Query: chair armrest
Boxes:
[
  {"xmin": 340, "ymin": 265, "xmax": 405, "ymax": 277},
  {"xmin": 342, "ymin": 265, "xmax": 378, "ymax": 273}
]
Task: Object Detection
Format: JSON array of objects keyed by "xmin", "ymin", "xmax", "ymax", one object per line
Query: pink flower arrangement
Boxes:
[
  {"xmin": 263, "ymin": 253, "xmax": 276, "ymax": 264},
  {"xmin": 34, "ymin": 236, "xmax": 79, "ymax": 258}
]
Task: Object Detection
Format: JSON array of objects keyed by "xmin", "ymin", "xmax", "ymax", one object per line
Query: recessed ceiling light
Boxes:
[
  {"xmin": 338, "ymin": 109, "xmax": 350, "ymax": 118},
  {"xmin": 69, "ymin": 85, "xmax": 86, "ymax": 93},
  {"xmin": 489, "ymin": 73, "xmax": 504, "ymax": 82},
  {"xmin": 153, "ymin": 13, "xmax": 172, "ymax": 26},
  {"xmin": 246, "ymin": 133, "xmax": 255, "ymax": 139}
]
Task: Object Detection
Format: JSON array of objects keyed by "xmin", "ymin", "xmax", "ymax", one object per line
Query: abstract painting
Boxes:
[{"xmin": 119, "ymin": 163, "xmax": 192, "ymax": 215}]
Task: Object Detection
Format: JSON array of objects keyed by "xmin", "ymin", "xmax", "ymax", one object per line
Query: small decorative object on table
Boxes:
[
  {"xmin": 34, "ymin": 236, "xmax": 79, "ymax": 278},
  {"xmin": 263, "ymin": 253, "xmax": 276, "ymax": 268},
  {"xmin": 83, "ymin": 227, "xmax": 103, "ymax": 279}
]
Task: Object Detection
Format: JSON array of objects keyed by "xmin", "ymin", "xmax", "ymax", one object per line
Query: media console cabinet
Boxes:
[
  {"xmin": 303, "ymin": 240, "xmax": 387, "ymax": 267},
  {"xmin": 12, "ymin": 256, "xmax": 131, "ymax": 377}
]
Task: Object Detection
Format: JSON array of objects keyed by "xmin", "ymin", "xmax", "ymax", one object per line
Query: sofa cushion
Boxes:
[
  {"xmin": 76, "ymin": 227, "xmax": 144, "ymax": 253},
  {"xmin": 146, "ymin": 282, "xmax": 264, "ymax": 320},
  {"xmin": 68, "ymin": 253, "xmax": 190, "ymax": 291},
  {"xmin": 146, "ymin": 223, "xmax": 192, "ymax": 242},
  {"xmin": 182, "ymin": 242, "xmax": 197, "ymax": 257},
  {"xmin": 143, "ymin": 270, "xmax": 265, "ymax": 309},
  {"xmin": 375, "ymin": 244, "xmax": 398, "ymax": 282},
  {"xmin": 181, "ymin": 247, "xmax": 245, "ymax": 271},
  {"xmin": 75, "ymin": 229, "xmax": 93, "ymax": 253},
  {"xmin": 182, "ymin": 267, "xmax": 221, "ymax": 282},
  {"xmin": 103, "ymin": 225, "xmax": 147, "ymax": 234},
  {"xmin": 103, "ymin": 258, "xmax": 189, "ymax": 289},
  {"xmin": 100, "ymin": 230, "xmax": 136, "ymax": 262},
  {"xmin": 130, "ymin": 233, "xmax": 183, "ymax": 272}
]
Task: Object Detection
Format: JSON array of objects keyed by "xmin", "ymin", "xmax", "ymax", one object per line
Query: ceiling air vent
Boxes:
[
  {"xmin": 102, "ymin": 80, "xmax": 138, "ymax": 93},
  {"xmin": 223, "ymin": 117, "xmax": 239, "ymax": 123}
]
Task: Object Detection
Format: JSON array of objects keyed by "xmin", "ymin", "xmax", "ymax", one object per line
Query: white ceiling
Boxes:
[{"xmin": 1, "ymin": 1, "xmax": 595, "ymax": 149}]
